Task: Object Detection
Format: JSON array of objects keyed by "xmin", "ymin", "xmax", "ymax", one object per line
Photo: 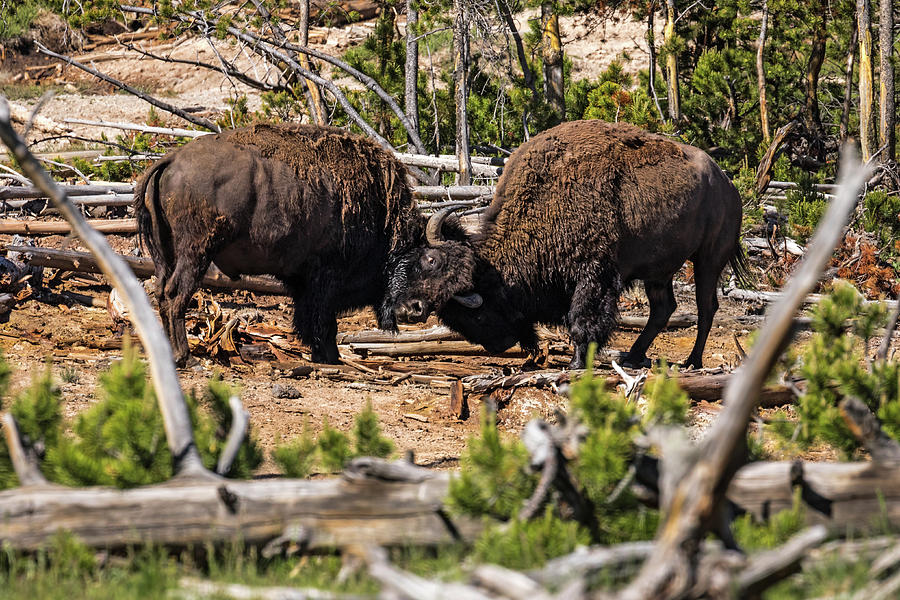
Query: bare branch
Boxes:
[
  {"xmin": 839, "ymin": 396, "xmax": 900, "ymax": 464},
  {"xmin": 878, "ymin": 298, "xmax": 900, "ymax": 361},
  {"xmin": 34, "ymin": 42, "xmax": 220, "ymax": 132},
  {"xmin": 1, "ymin": 413, "xmax": 50, "ymax": 487},
  {"xmin": 0, "ymin": 98, "xmax": 213, "ymax": 479},
  {"xmin": 216, "ymin": 396, "xmax": 250, "ymax": 476}
]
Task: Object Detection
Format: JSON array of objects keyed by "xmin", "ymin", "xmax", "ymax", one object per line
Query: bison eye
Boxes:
[{"xmin": 420, "ymin": 251, "xmax": 440, "ymax": 270}]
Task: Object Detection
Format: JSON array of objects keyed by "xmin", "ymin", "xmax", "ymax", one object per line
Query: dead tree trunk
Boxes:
[
  {"xmin": 757, "ymin": 0, "xmax": 770, "ymax": 142},
  {"xmin": 647, "ymin": 1, "xmax": 665, "ymax": 122},
  {"xmin": 879, "ymin": 0, "xmax": 895, "ymax": 162},
  {"xmin": 498, "ymin": 0, "xmax": 536, "ymax": 95},
  {"xmin": 858, "ymin": 0, "xmax": 876, "ymax": 161},
  {"xmin": 803, "ymin": 2, "xmax": 827, "ymax": 141},
  {"xmin": 405, "ymin": 0, "xmax": 420, "ymax": 144},
  {"xmin": 664, "ymin": 0, "xmax": 681, "ymax": 122},
  {"xmin": 299, "ymin": 0, "xmax": 327, "ymax": 125},
  {"xmin": 841, "ymin": 22, "xmax": 859, "ymax": 143},
  {"xmin": 540, "ymin": 3, "xmax": 565, "ymax": 121},
  {"xmin": 453, "ymin": 0, "xmax": 472, "ymax": 186}
]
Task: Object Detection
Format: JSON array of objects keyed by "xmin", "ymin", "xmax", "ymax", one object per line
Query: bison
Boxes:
[
  {"xmin": 391, "ymin": 120, "xmax": 748, "ymax": 369},
  {"xmin": 134, "ymin": 123, "xmax": 424, "ymax": 366}
]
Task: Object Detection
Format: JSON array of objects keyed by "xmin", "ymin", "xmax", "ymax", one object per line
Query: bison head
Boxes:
[{"xmin": 387, "ymin": 207, "xmax": 483, "ymax": 324}]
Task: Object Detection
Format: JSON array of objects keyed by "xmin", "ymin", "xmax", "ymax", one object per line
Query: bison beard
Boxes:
[
  {"xmin": 392, "ymin": 120, "xmax": 748, "ymax": 369},
  {"xmin": 134, "ymin": 123, "xmax": 423, "ymax": 366}
]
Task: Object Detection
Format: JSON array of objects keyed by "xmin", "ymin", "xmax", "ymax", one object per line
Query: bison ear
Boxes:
[{"xmin": 452, "ymin": 293, "xmax": 483, "ymax": 309}]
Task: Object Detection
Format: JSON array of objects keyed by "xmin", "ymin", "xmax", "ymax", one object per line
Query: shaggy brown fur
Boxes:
[
  {"xmin": 135, "ymin": 123, "xmax": 424, "ymax": 365},
  {"xmin": 392, "ymin": 120, "xmax": 747, "ymax": 368}
]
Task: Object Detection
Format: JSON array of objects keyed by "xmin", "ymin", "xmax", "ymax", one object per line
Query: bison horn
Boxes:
[
  {"xmin": 425, "ymin": 205, "xmax": 464, "ymax": 247},
  {"xmin": 452, "ymin": 293, "xmax": 483, "ymax": 309}
]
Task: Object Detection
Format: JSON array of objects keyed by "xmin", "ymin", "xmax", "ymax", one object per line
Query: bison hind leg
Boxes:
[
  {"xmin": 162, "ymin": 255, "xmax": 211, "ymax": 366},
  {"xmin": 567, "ymin": 268, "xmax": 622, "ymax": 369}
]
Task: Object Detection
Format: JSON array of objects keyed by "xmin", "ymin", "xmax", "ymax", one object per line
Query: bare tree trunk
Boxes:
[
  {"xmin": 880, "ymin": 0, "xmax": 895, "ymax": 162},
  {"xmin": 498, "ymin": 0, "xmax": 536, "ymax": 95},
  {"xmin": 803, "ymin": 2, "xmax": 826, "ymax": 138},
  {"xmin": 540, "ymin": 3, "xmax": 565, "ymax": 121},
  {"xmin": 453, "ymin": 0, "xmax": 472, "ymax": 186},
  {"xmin": 404, "ymin": 0, "xmax": 420, "ymax": 144},
  {"xmin": 647, "ymin": 2, "xmax": 665, "ymax": 122},
  {"xmin": 298, "ymin": 0, "xmax": 327, "ymax": 125},
  {"xmin": 664, "ymin": 0, "xmax": 681, "ymax": 121},
  {"xmin": 757, "ymin": 0, "xmax": 770, "ymax": 142},
  {"xmin": 858, "ymin": 0, "xmax": 876, "ymax": 161},
  {"xmin": 841, "ymin": 22, "xmax": 858, "ymax": 142}
]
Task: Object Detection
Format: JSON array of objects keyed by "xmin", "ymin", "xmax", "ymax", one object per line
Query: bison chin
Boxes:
[{"xmin": 438, "ymin": 300, "xmax": 535, "ymax": 356}]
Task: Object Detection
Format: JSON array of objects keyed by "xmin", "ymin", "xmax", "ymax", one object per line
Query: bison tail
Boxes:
[
  {"xmin": 133, "ymin": 158, "xmax": 172, "ymax": 269},
  {"xmin": 729, "ymin": 241, "xmax": 753, "ymax": 288}
]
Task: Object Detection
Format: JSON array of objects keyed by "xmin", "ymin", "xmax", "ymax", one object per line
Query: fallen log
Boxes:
[
  {"xmin": 1, "ymin": 183, "xmax": 490, "ymax": 204},
  {"xmin": 5, "ymin": 245, "xmax": 288, "ymax": 295},
  {"xmin": 337, "ymin": 325, "xmax": 462, "ymax": 345},
  {"xmin": 348, "ymin": 340, "xmax": 529, "ymax": 358},
  {"xmin": 0, "ymin": 218, "xmax": 137, "ymax": 234},
  {"xmin": 725, "ymin": 286, "xmax": 898, "ymax": 311},
  {"xmin": 0, "ymin": 459, "xmax": 481, "ymax": 551},
  {"xmin": 461, "ymin": 370, "xmax": 795, "ymax": 407},
  {"xmin": 0, "ymin": 182, "xmax": 134, "ymax": 200}
]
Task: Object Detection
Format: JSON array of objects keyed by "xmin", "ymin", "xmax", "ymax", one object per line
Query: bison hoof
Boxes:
[{"xmin": 621, "ymin": 355, "xmax": 652, "ymax": 369}]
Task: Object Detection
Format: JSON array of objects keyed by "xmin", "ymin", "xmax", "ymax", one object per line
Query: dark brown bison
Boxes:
[
  {"xmin": 135, "ymin": 123, "xmax": 424, "ymax": 365},
  {"xmin": 391, "ymin": 120, "xmax": 748, "ymax": 369}
]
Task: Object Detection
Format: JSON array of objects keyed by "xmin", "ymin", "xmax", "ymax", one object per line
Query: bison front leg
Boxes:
[
  {"xmin": 622, "ymin": 278, "xmax": 677, "ymax": 369},
  {"xmin": 289, "ymin": 277, "xmax": 341, "ymax": 365},
  {"xmin": 567, "ymin": 271, "xmax": 621, "ymax": 369}
]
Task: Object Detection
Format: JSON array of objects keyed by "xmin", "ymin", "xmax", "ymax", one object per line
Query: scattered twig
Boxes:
[{"xmin": 176, "ymin": 577, "xmax": 368, "ymax": 600}]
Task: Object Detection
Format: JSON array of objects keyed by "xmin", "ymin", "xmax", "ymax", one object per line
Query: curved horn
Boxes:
[
  {"xmin": 452, "ymin": 293, "xmax": 483, "ymax": 309},
  {"xmin": 425, "ymin": 206, "xmax": 458, "ymax": 247}
]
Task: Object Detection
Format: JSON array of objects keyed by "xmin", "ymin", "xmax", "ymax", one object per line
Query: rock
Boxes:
[{"xmin": 272, "ymin": 383, "xmax": 301, "ymax": 399}]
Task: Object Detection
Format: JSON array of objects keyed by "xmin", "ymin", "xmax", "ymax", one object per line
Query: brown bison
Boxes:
[
  {"xmin": 391, "ymin": 120, "xmax": 748, "ymax": 369},
  {"xmin": 135, "ymin": 123, "xmax": 424, "ymax": 365}
]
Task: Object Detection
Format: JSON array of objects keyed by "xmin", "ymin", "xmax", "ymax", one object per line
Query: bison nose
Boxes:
[{"xmin": 397, "ymin": 300, "xmax": 426, "ymax": 323}]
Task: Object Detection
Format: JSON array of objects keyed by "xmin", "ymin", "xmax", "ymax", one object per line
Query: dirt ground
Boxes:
[
  {"xmin": 0, "ymin": 231, "xmax": 763, "ymax": 473},
  {"xmin": 0, "ymin": 10, "xmax": 862, "ymax": 474}
]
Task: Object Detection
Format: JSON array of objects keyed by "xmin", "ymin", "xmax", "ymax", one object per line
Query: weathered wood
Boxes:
[
  {"xmin": 2, "ymin": 183, "xmax": 490, "ymax": 204},
  {"xmin": 178, "ymin": 577, "xmax": 369, "ymax": 600},
  {"xmin": 736, "ymin": 525, "xmax": 828, "ymax": 596},
  {"xmin": 530, "ymin": 541, "xmax": 655, "ymax": 586},
  {"xmin": 216, "ymin": 396, "xmax": 250, "ymax": 476},
  {"xmin": 362, "ymin": 546, "xmax": 493, "ymax": 600},
  {"xmin": 470, "ymin": 565, "xmax": 552, "ymax": 600},
  {"xmin": 5, "ymin": 245, "xmax": 289, "ymax": 295},
  {"xmin": 839, "ymin": 397, "xmax": 900, "ymax": 464},
  {"xmin": 0, "ymin": 183, "xmax": 133, "ymax": 200},
  {"xmin": 337, "ymin": 326, "xmax": 461, "ymax": 345},
  {"xmin": 348, "ymin": 340, "xmax": 529, "ymax": 358},
  {"xmin": 1, "ymin": 413, "xmax": 50, "ymax": 487},
  {"xmin": 461, "ymin": 370, "xmax": 795, "ymax": 408},
  {"xmin": 725, "ymin": 286, "xmax": 898, "ymax": 311},
  {"xmin": 449, "ymin": 380, "xmax": 467, "ymax": 420},
  {"xmin": 0, "ymin": 466, "xmax": 481, "ymax": 551},
  {"xmin": 0, "ymin": 218, "xmax": 137, "ymax": 234}
]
